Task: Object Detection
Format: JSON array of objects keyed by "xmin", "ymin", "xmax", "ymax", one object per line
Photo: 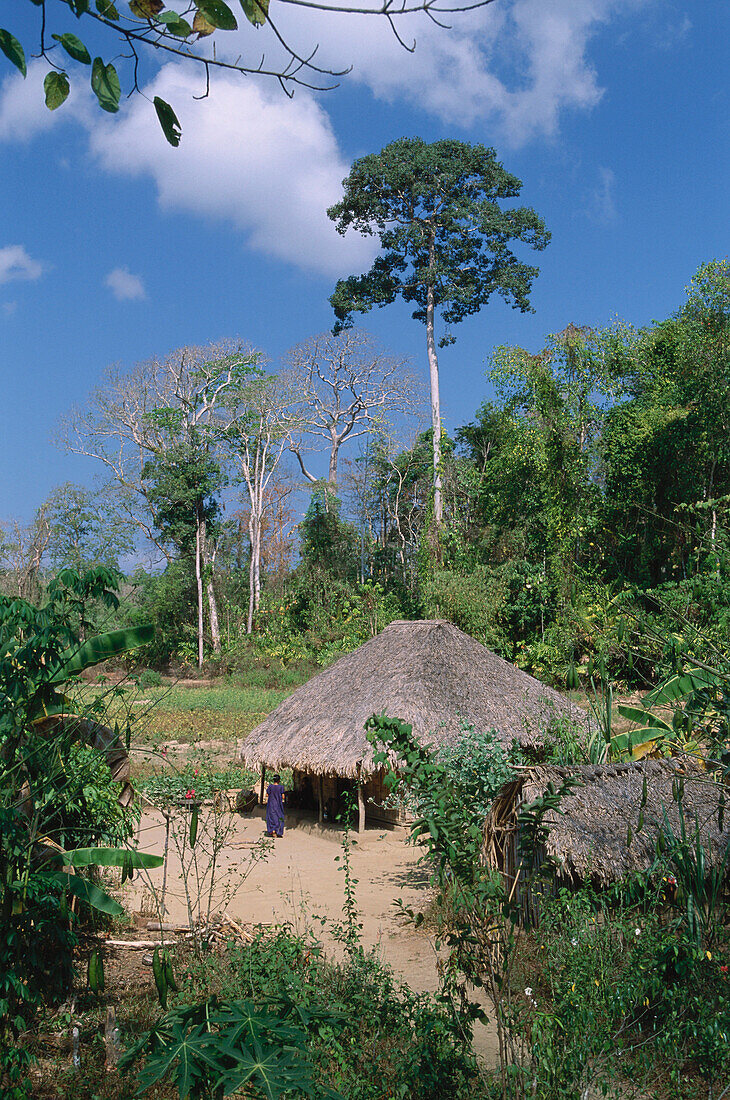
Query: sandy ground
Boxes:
[{"xmin": 126, "ymin": 802, "xmax": 500, "ymax": 1063}]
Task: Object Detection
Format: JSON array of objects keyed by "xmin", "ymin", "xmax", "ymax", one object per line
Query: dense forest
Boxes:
[{"xmin": 2, "ymin": 258, "xmax": 728, "ymax": 691}]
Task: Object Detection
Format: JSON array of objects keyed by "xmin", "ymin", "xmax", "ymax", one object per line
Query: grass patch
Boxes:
[
  {"xmin": 71, "ymin": 672, "xmax": 315, "ymax": 747},
  {"xmin": 130, "ymin": 684, "xmax": 293, "ymax": 746}
]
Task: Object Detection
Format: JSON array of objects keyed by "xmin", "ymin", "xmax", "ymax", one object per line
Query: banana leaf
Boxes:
[
  {"xmin": 617, "ymin": 704, "xmax": 674, "ymax": 731},
  {"xmin": 65, "ymin": 847, "xmax": 163, "ymax": 869},
  {"xmin": 643, "ymin": 668, "xmax": 721, "ymax": 707},
  {"xmin": 52, "ymin": 872, "xmax": 125, "ymax": 916},
  {"xmin": 611, "ymin": 728, "xmax": 666, "ymax": 758},
  {"xmin": 52, "ymin": 624, "xmax": 154, "ymax": 681}
]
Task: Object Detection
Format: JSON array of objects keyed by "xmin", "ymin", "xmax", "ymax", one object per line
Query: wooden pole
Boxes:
[
  {"xmin": 259, "ymin": 766, "xmax": 266, "ymax": 805},
  {"xmin": 356, "ymin": 765, "xmax": 365, "ymax": 834},
  {"xmin": 318, "ymin": 775, "xmax": 324, "ymax": 823}
]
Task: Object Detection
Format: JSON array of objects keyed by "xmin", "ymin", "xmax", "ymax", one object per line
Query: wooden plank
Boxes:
[{"xmin": 318, "ymin": 774, "xmax": 324, "ymax": 823}]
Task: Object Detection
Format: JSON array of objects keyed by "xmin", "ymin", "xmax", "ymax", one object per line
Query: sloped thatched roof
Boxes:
[
  {"xmin": 240, "ymin": 619, "xmax": 589, "ymax": 778},
  {"xmin": 484, "ymin": 759, "xmax": 728, "ymax": 887}
]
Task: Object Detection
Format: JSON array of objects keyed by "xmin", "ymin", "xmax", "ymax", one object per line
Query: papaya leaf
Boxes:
[
  {"xmin": 52, "ymin": 32, "xmax": 91, "ymax": 64},
  {"xmin": 0, "ymin": 29, "xmax": 27, "ymax": 76},
  {"xmin": 44, "ymin": 71, "xmax": 70, "ymax": 111},
  {"xmin": 154, "ymin": 96, "xmax": 182, "ymax": 146}
]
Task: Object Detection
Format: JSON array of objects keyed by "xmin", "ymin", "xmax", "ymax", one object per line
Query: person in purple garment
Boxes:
[{"xmin": 265, "ymin": 774, "xmax": 285, "ymax": 838}]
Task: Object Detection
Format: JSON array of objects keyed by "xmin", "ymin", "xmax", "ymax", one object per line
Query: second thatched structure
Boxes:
[
  {"xmin": 484, "ymin": 759, "xmax": 728, "ymax": 923},
  {"xmin": 241, "ymin": 619, "xmax": 590, "ymax": 829}
]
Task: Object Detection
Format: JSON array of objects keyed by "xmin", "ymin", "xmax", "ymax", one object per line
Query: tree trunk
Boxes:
[
  {"xmin": 247, "ymin": 505, "xmax": 262, "ymax": 636},
  {"xmin": 426, "ymin": 236, "xmax": 443, "ymax": 528},
  {"xmin": 201, "ymin": 520, "xmax": 221, "ymax": 654},
  {"xmin": 328, "ymin": 440, "xmax": 339, "ymax": 487},
  {"xmin": 247, "ymin": 510, "xmax": 256, "ymax": 636},
  {"xmin": 195, "ymin": 505, "xmax": 204, "ymax": 670}
]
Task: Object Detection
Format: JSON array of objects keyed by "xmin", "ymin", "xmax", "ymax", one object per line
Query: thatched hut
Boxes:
[
  {"xmin": 241, "ymin": 619, "xmax": 589, "ymax": 829},
  {"xmin": 484, "ymin": 759, "xmax": 728, "ymax": 923}
]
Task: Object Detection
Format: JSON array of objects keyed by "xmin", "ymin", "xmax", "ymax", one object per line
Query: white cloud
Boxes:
[
  {"xmin": 0, "ymin": 60, "xmax": 91, "ymax": 142},
  {"xmin": 0, "ymin": 3, "xmax": 656, "ymax": 273},
  {"xmin": 105, "ymin": 266, "xmax": 147, "ymax": 301},
  {"xmin": 2, "ymin": 301, "xmax": 18, "ymax": 316},
  {"xmin": 88, "ymin": 66, "xmax": 377, "ymax": 277},
  {"xmin": 221, "ymin": 0, "xmax": 650, "ymax": 144},
  {"xmin": 0, "ymin": 244, "xmax": 44, "ymax": 284}
]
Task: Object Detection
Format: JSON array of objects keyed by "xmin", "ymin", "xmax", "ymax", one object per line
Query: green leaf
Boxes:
[
  {"xmin": 154, "ymin": 96, "xmax": 182, "ymax": 147},
  {"xmin": 240, "ymin": 0, "xmax": 268, "ymax": 27},
  {"xmin": 64, "ymin": 846, "xmax": 164, "ymax": 869},
  {"xmin": 616, "ymin": 705, "xmax": 673, "ymax": 732},
  {"xmin": 96, "ymin": 0, "xmax": 121, "ymax": 17},
  {"xmin": 610, "ymin": 728, "xmax": 665, "ymax": 756},
  {"xmin": 0, "ymin": 29, "xmax": 27, "ymax": 76},
  {"xmin": 52, "ymin": 32, "xmax": 91, "ymax": 64},
  {"xmin": 54, "ymin": 623, "xmax": 154, "ymax": 679},
  {"xmin": 643, "ymin": 668, "xmax": 719, "ymax": 707},
  {"xmin": 136, "ymin": 1021, "xmax": 213, "ymax": 1096},
  {"xmin": 53, "ymin": 873, "xmax": 125, "ymax": 916},
  {"xmin": 196, "ymin": 0, "xmax": 238, "ymax": 30},
  {"xmin": 44, "ymin": 71, "xmax": 70, "ymax": 111},
  {"xmin": 70, "ymin": 0, "xmax": 90, "ymax": 16},
  {"xmin": 158, "ymin": 12, "xmax": 193, "ymax": 36},
  {"xmin": 90, "ymin": 56, "xmax": 121, "ymax": 113}
]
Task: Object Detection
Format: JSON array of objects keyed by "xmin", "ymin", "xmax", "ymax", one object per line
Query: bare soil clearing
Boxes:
[{"xmin": 125, "ymin": 804, "xmax": 500, "ymax": 1062}]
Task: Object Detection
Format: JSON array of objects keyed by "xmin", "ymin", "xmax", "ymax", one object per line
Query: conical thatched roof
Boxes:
[
  {"xmin": 240, "ymin": 619, "xmax": 589, "ymax": 778},
  {"xmin": 484, "ymin": 759, "xmax": 728, "ymax": 887}
]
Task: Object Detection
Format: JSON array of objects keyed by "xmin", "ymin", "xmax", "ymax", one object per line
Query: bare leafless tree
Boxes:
[
  {"xmin": 0, "ymin": 508, "xmax": 50, "ymax": 602},
  {"xmin": 59, "ymin": 341, "xmax": 260, "ymax": 666},
  {"xmin": 223, "ymin": 373, "xmax": 295, "ymax": 634},
  {"xmin": 284, "ymin": 329, "xmax": 421, "ymax": 489}
]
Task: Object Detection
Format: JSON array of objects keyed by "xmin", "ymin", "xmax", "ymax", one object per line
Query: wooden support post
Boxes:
[
  {"xmin": 259, "ymin": 766, "xmax": 266, "ymax": 806},
  {"xmin": 356, "ymin": 765, "xmax": 365, "ymax": 834},
  {"xmin": 318, "ymin": 775, "xmax": 324, "ymax": 823}
]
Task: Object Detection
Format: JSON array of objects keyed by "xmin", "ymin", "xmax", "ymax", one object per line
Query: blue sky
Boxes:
[{"xmin": 1, "ymin": 0, "xmax": 728, "ymax": 529}]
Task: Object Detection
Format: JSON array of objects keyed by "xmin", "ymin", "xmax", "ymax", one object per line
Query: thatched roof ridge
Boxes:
[
  {"xmin": 484, "ymin": 758, "xmax": 728, "ymax": 887},
  {"xmin": 240, "ymin": 619, "xmax": 589, "ymax": 778}
]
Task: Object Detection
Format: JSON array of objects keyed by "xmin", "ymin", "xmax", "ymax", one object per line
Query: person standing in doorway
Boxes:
[{"xmin": 265, "ymin": 774, "xmax": 285, "ymax": 838}]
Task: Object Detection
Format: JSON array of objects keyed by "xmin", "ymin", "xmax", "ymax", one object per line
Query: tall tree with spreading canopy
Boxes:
[{"xmin": 327, "ymin": 137, "xmax": 550, "ymax": 531}]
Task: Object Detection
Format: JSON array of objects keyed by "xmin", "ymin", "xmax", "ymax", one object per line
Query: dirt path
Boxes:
[{"xmin": 127, "ymin": 804, "xmax": 499, "ymax": 1063}]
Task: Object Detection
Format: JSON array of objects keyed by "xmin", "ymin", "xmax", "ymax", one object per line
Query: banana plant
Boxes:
[
  {"xmin": 613, "ymin": 666, "xmax": 726, "ymax": 760},
  {"xmin": 0, "ymin": 569, "xmax": 159, "ymax": 1031}
]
